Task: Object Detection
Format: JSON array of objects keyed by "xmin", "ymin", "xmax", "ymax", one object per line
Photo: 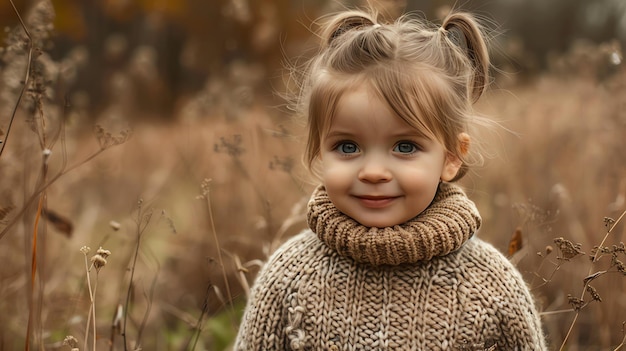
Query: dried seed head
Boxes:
[
  {"xmin": 269, "ymin": 156, "xmax": 295, "ymax": 173},
  {"xmin": 91, "ymin": 247, "xmax": 111, "ymax": 271},
  {"xmin": 567, "ymin": 294, "xmax": 585, "ymax": 312},
  {"xmin": 586, "ymin": 285, "xmax": 602, "ymax": 302},
  {"xmin": 612, "ymin": 256, "xmax": 626, "ymax": 275},
  {"xmin": 80, "ymin": 246, "xmax": 90, "ymax": 255},
  {"xmin": 94, "ymin": 125, "xmax": 133, "ymax": 149},
  {"xmin": 63, "ymin": 335, "xmax": 78, "ymax": 348},
  {"xmin": 604, "ymin": 216, "xmax": 616, "ymax": 228},
  {"xmin": 198, "ymin": 178, "xmax": 212, "ymax": 198},
  {"xmin": 214, "ymin": 135, "xmax": 244, "ymax": 157},
  {"xmin": 591, "ymin": 245, "xmax": 611, "ymax": 257},
  {"xmin": 96, "ymin": 247, "xmax": 111, "ymax": 259},
  {"xmin": 554, "ymin": 237, "xmax": 584, "ymax": 260},
  {"xmin": 91, "ymin": 254, "xmax": 107, "ymax": 271}
]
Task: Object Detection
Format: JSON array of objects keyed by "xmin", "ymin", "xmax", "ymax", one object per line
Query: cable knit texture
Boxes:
[
  {"xmin": 308, "ymin": 182, "xmax": 481, "ymax": 265},
  {"xmin": 235, "ymin": 183, "xmax": 547, "ymax": 350}
]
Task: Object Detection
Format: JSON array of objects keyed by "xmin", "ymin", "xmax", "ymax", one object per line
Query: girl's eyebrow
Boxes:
[
  {"xmin": 392, "ymin": 131, "xmax": 426, "ymax": 138},
  {"xmin": 324, "ymin": 129, "xmax": 433, "ymax": 140},
  {"xmin": 391, "ymin": 129, "xmax": 433, "ymax": 140},
  {"xmin": 324, "ymin": 129, "xmax": 355, "ymax": 138}
]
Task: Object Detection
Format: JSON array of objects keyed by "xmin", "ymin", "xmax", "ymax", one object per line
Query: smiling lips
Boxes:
[{"xmin": 353, "ymin": 195, "xmax": 400, "ymax": 208}]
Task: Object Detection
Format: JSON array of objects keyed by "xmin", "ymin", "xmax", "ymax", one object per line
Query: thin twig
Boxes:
[
  {"xmin": 92, "ymin": 274, "xmax": 99, "ymax": 351},
  {"xmin": 186, "ymin": 282, "xmax": 212, "ymax": 351},
  {"xmin": 83, "ymin": 253, "xmax": 94, "ymax": 351},
  {"xmin": 135, "ymin": 271, "xmax": 158, "ymax": 348},
  {"xmin": 205, "ymin": 187, "xmax": 236, "ymax": 320},
  {"xmin": 592, "ymin": 210, "xmax": 626, "ymax": 263},
  {"xmin": 122, "ymin": 203, "xmax": 152, "ymax": 351},
  {"xmin": 25, "ymin": 195, "xmax": 44, "ymax": 351},
  {"xmin": 531, "ymin": 260, "xmax": 562, "ymax": 291}
]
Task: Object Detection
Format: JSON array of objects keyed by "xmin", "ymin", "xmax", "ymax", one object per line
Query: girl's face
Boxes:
[{"xmin": 319, "ymin": 85, "xmax": 461, "ymax": 228}]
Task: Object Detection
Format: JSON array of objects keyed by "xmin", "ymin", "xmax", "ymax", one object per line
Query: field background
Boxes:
[{"xmin": 0, "ymin": 0, "xmax": 625, "ymax": 350}]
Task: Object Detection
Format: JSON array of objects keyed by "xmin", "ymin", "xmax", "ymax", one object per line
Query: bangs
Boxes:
[
  {"xmin": 371, "ymin": 64, "xmax": 465, "ymax": 152},
  {"xmin": 309, "ymin": 73, "xmax": 362, "ymax": 135},
  {"xmin": 305, "ymin": 72, "xmax": 363, "ymax": 167}
]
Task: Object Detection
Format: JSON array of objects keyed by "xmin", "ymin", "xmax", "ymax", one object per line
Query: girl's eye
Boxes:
[
  {"xmin": 394, "ymin": 142, "xmax": 418, "ymax": 154},
  {"xmin": 336, "ymin": 142, "xmax": 359, "ymax": 154}
]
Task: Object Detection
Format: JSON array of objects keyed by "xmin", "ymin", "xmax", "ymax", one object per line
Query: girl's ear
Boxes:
[
  {"xmin": 441, "ymin": 152, "xmax": 463, "ymax": 182},
  {"xmin": 441, "ymin": 132, "xmax": 471, "ymax": 181},
  {"xmin": 442, "ymin": 132, "xmax": 471, "ymax": 181}
]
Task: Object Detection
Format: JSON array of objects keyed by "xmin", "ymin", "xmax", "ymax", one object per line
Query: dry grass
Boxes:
[
  {"xmin": 469, "ymin": 66, "xmax": 626, "ymax": 350},
  {"xmin": 1, "ymin": 2, "xmax": 625, "ymax": 350}
]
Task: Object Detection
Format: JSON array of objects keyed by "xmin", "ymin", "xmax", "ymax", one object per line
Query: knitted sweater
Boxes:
[{"xmin": 235, "ymin": 183, "xmax": 547, "ymax": 350}]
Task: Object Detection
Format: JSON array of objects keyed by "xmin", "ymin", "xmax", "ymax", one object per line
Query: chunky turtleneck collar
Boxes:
[{"xmin": 306, "ymin": 182, "xmax": 482, "ymax": 266}]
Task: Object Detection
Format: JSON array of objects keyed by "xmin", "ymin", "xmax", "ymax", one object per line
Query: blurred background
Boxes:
[
  {"xmin": 1, "ymin": 0, "xmax": 625, "ymax": 119},
  {"xmin": 0, "ymin": 0, "xmax": 625, "ymax": 350}
]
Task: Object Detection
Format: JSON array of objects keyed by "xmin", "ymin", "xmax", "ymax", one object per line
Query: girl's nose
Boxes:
[{"xmin": 357, "ymin": 156, "xmax": 392, "ymax": 183}]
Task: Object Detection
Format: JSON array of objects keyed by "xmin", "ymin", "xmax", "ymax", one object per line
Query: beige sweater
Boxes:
[{"xmin": 235, "ymin": 183, "xmax": 547, "ymax": 350}]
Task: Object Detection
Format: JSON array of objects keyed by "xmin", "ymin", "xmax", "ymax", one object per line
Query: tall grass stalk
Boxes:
[
  {"xmin": 25, "ymin": 195, "xmax": 44, "ymax": 351},
  {"xmin": 200, "ymin": 179, "xmax": 235, "ymax": 320},
  {"xmin": 81, "ymin": 247, "xmax": 95, "ymax": 351},
  {"xmin": 123, "ymin": 200, "xmax": 152, "ymax": 351},
  {"xmin": 185, "ymin": 282, "xmax": 212, "ymax": 351}
]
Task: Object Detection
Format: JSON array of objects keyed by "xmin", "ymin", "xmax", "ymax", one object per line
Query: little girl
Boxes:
[{"xmin": 235, "ymin": 8, "xmax": 547, "ymax": 351}]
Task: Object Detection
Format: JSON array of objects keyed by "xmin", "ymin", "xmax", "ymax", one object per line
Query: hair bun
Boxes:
[
  {"xmin": 441, "ymin": 13, "xmax": 490, "ymax": 102},
  {"xmin": 325, "ymin": 12, "xmax": 376, "ymax": 46},
  {"xmin": 444, "ymin": 26, "xmax": 468, "ymax": 51}
]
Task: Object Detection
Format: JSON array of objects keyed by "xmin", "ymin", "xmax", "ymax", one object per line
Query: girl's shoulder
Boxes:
[
  {"xmin": 459, "ymin": 236, "xmax": 509, "ymax": 260},
  {"xmin": 451, "ymin": 236, "xmax": 532, "ymax": 294},
  {"xmin": 455, "ymin": 237, "xmax": 518, "ymax": 269},
  {"xmin": 276, "ymin": 229, "xmax": 321, "ymax": 251},
  {"xmin": 270, "ymin": 229, "xmax": 325, "ymax": 260},
  {"xmin": 259, "ymin": 230, "xmax": 330, "ymax": 273}
]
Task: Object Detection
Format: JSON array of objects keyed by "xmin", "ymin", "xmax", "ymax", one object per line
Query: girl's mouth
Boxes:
[{"xmin": 354, "ymin": 195, "xmax": 399, "ymax": 208}]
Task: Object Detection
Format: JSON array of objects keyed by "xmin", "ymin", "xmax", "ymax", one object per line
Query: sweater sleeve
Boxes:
[
  {"xmin": 233, "ymin": 232, "xmax": 313, "ymax": 351},
  {"xmin": 470, "ymin": 239, "xmax": 548, "ymax": 350}
]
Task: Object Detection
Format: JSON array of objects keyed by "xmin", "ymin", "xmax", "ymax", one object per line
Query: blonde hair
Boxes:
[{"xmin": 296, "ymin": 9, "xmax": 491, "ymax": 181}]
